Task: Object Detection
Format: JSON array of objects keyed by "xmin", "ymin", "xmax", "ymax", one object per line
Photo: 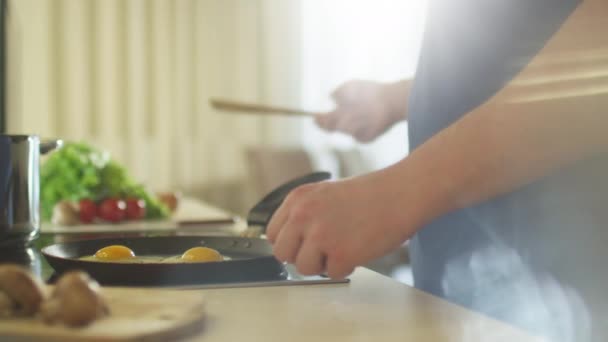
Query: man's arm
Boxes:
[
  {"xmin": 383, "ymin": 79, "xmax": 411, "ymax": 120},
  {"xmin": 386, "ymin": 93, "xmax": 608, "ymax": 234}
]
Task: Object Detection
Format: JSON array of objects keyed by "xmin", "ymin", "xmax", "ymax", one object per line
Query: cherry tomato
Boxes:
[
  {"xmin": 78, "ymin": 199, "xmax": 97, "ymax": 223},
  {"xmin": 97, "ymin": 198, "xmax": 126, "ymax": 223},
  {"xmin": 125, "ymin": 197, "xmax": 146, "ymax": 220}
]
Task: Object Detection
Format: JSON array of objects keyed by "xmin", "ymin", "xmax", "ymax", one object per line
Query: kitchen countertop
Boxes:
[
  {"xmin": 1, "ymin": 198, "xmax": 541, "ymax": 341},
  {"xmin": 180, "ymin": 267, "xmax": 541, "ymax": 342},
  {"xmin": 3, "ymin": 240, "xmax": 541, "ymax": 341}
]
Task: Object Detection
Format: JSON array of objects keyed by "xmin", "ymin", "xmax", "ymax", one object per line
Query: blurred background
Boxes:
[
  {"xmin": 6, "ymin": 0, "xmax": 426, "ymax": 214},
  {"xmin": 5, "ymin": 0, "xmax": 427, "ymax": 279}
]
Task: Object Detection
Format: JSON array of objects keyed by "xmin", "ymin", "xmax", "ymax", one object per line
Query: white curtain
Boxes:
[{"xmin": 6, "ymin": 0, "xmax": 304, "ymax": 213}]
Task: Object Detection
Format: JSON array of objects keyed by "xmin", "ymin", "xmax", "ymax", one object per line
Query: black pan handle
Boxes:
[
  {"xmin": 247, "ymin": 171, "xmax": 331, "ymax": 232},
  {"xmin": 40, "ymin": 139, "xmax": 63, "ymax": 154}
]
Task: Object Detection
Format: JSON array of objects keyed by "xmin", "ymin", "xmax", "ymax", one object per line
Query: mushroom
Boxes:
[
  {"xmin": 51, "ymin": 200, "xmax": 80, "ymax": 226},
  {"xmin": 0, "ymin": 264, "xmax": 46, "ymax": 317},
  {"xmin": 41, "ymin": 270, "xmax": 109, "ymax": 327},
  {"xmin": 0, "ymin": 291, "xmax": 14, "ymax": 317}
]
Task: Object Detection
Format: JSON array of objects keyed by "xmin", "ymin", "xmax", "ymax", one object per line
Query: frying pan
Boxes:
[
  {"xmin": 42, "ymin": 172, "xmax": 332, "ymax": 286},
  {"xmin": 42, "ymin": 236, "xmax": 285, "ymax": 286}
]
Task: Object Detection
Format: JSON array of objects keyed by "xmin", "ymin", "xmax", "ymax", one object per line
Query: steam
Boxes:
[{"xmin": 442, "ymin": 245, "xmax": 591, "ymax": 341}]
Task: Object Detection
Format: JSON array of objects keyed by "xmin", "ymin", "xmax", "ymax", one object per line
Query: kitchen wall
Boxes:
[{"xmin": 6, "ymin": 0, "xmax": 306, "ymax": 214}]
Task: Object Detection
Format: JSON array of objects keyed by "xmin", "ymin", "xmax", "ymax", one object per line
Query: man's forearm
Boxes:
[
  {"xmin": 383, "ymin": 94, "xmax": 608, "ymax": 231},
  {"xmin": 383, "ymin": 79, "xmax": 412, "ymax": 122}
]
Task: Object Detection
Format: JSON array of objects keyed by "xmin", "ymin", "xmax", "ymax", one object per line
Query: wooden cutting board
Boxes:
[{"xmin": 0, "ymin": 287, "xmax": 206, "ymax": 342}]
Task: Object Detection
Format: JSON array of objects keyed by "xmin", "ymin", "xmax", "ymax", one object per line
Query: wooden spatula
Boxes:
[{"xmin": 210, "ymin": 98, "xmax": 319, "ymax": 117}]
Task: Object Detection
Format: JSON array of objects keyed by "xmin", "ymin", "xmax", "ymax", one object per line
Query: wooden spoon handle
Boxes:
[{"xmin": 210, "ymin": 98, "xmax": 318, "ymax": 117}]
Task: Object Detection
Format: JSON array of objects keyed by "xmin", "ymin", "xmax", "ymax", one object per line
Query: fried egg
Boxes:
[
  {"xmin": 94, "ymin": 245, "xmax": 135, "ymax": 261},
  {"xmin": 180, "ymin": 247, "xmax": 223, "ymax": 263},
  {"xmin": 81, "ymin": 245, "xmax": 225, "ymax": 263}
]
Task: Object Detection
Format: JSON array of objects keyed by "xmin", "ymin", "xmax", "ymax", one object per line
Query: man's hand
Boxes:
[
  {"xmin": 316, "ymin": 80, "xmax": 410, "ymax": 142},
  {"xmin": 266, "ymin": 173, "xmax": 416, "ymax": 279}
]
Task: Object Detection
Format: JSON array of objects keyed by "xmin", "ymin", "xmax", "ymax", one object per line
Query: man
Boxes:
[{"xmin": 267, "ymin": 0, "xmax": 608, "ymax": 340}]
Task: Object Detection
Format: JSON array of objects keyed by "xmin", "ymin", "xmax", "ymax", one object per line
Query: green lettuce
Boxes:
[{"xmin": 41, "ymin": 142, "xmax": 170, "ymax": 221}]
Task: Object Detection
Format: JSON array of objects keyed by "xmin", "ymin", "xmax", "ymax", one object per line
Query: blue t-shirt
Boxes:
[{"xmin": 408, "ymin": 0, "xmax": 608, "ymax": 340}]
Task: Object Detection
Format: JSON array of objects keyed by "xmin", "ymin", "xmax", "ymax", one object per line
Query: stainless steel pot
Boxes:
[{"xmin": 0, "ymin": 135, "xmax": 61, "ymax": 247}]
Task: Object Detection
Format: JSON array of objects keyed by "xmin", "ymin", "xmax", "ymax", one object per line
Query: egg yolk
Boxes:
[
  {"xmin": 181, "ymin": 247, "xmax": 223, "ymax": 263},
  {"xmin": 95, "ymin": 245, "xmax": 135, "ymax": 260}
]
